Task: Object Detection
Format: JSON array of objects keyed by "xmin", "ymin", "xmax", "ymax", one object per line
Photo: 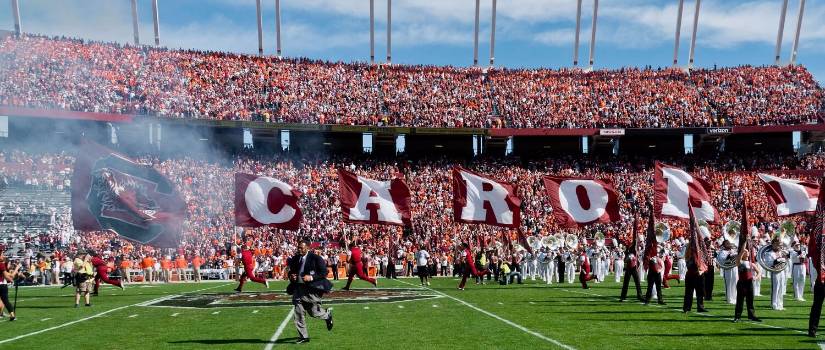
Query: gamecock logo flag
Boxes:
[
  {"xmin": 654, "ymin": 162, "xmax": 718, "ymax": 223},
  {"xmin": 543, "ymin": 176, "xmax": 620, "ymax": 228},
  {"xmin": 452, "ymin": 167, "xmax": 521, "ymax": 228},
  {"xmin": 235, "ymin": 173, "xmax": 302, "ymax": 230},
  {"xmin": 757, "ymin": 173, "xmax": 819, "ymax": 216},
  {"xmin": 72, "ymin": 140, "xmax": 185, "ymax": 248},
  {"xmin": 337, "ymin": 169, "xmax": 411, "ymax": 226}
]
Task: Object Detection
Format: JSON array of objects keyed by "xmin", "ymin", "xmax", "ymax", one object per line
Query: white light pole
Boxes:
[
  {"xmin": 573, "ymin": 0, "xmax": 582, "ymax": 66},
  {"xmin": 673, "ymin": 0, "xmax": 685, "ymax": 66},
  {"xmin": 790, "ymin": 0, "xmax": 806, "ymax": 65},
  {"xmin": 275, "ymin": 0, "xmax": 282, "ymax": 57},
  {"xmin": 151, "ymin": 0, "xmax": 160, "ymax": 46},
  {"xmin": 370, "ymin": 0, "xmax": 375, "ymax": 64},
  {"xmin": 473, "ymin": 0, "xmax": 480, "ymax": 66},
  {"xmin": 11, "ymin": 0, "xmax": 22, "ymax": 37},
  {"xmin": 775, "ymin": 0, "xmax": 789, "ymax": 65},
  {"xmin": 256, "ymin": 0, "xmax": 263, "ymax": 56},
  {"xmin": 387, "ymin": 0, "xmax": 392, "ymax": 63},
  {"xmin": 490, "ymin": 0, "xmax": 497, "ymax": 66},
  {"xmin": 687, "ymin": 0, "xmax": 701, "ymax": 69},
  {"xmin": 130, "ymin": 0, "xmax": 140, "ymax": 45},
  {"xmin": 587, "ymin": 0, "xmax": 599, "ymax": 68}
]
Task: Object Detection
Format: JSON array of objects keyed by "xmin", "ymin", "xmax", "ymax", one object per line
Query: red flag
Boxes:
[
  {"xmin": 71, "ymin": 140, "xmax": 185, "ymax": 248},
  {"xmin": 642, "ymin": 206, "xmax": 658, "ymax": 269},
  {"xmin": 757, "ymin": 173, "xmax": 819, "ymax": 216},
  {"xmin": 452, "ymin": 167, "xmax": 521, "ymax": 228},
  {"xmin": 654, "ymin": 162, "xmax": 718, "ymax": 223},
  {"xmin": 516, "ymin": 228, "xmax": 533, "ymax": 254},
  {"xmin": 808, "ymin": 177, "xmax": 825, "ymax": 283},
  {"xmin": 543, "ymin": 176, "xmax": 620, "ymax": 228},
  {"xmin": 338, "ymin": 169, "xmax": 411, "ymax": 226},
  {"xmin": 687, "ymin": 206, "xmax": 708, "ymax": 274},
  {"xmin": 738, "ymin": 200, "xmax": 749, "ymax": 252},
  {"xmin": 235, "ymin": 173, "xmax": 302, "ymax": 230}
]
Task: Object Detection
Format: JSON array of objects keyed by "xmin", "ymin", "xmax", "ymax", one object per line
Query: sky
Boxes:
[{"xmin": 1, "ymin": 0, "xmax": 823, "ymax": 83}]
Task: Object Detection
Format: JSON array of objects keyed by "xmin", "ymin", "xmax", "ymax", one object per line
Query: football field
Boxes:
[{"xmin": 0, "ymin": 276, "xmax": 821, "ymax": 349}]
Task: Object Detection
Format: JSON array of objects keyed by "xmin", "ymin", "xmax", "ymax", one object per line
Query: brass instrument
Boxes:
[
  {"xmin": 719, "ymin": 220, "xmax": 741, "ymax": 270},
  {"xmin": 757, "ymin": 232, "xmax": 790, "ymax": 273},
  {"xmin": 527, "ymin": 236, "xmax": 542, "ymax": 250},
  {"xmin": 655, "ymin": 222, "xmax": 671, "ymax": 243},
  {"xmin": 565, "ymin": 233, "xmax": 579, "ymax": 250},
  {"xmin": 594, "ymin": 232, "xmax": 605, "ymax": 248}
]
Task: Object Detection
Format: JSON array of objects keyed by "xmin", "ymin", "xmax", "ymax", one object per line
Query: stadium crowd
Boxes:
[
  {"xmin": 1, "ymin": 35, "xmax": 822, "ymax": 129},
  {"xmin": 1, "ymin": 148, "xmax": 823, "ymax": 285}
]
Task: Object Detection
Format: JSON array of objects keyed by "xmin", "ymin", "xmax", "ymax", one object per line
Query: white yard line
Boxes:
[
  {"xmin": 396, "ymin": 279, "xmax": 576, "ymax": 350},
  {"xmin": 263, "ymin": 309, "xmax": 295, "ymax": 350}
]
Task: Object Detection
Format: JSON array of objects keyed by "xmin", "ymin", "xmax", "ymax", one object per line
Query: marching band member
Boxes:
[
  {"xmin": 579, "ymin": 248, "xmax": 597, "ymax": 289},
  {"xmin": 644, "ymin": 251, "xmax": 665, "ymax": 305},
  {"xmin": 733, "ymin": 244, "xmax": 761, "ymax": 322},
  {"xmin": 614, "ymin": 247, "xmax": 624, "ymax": 283},
  {"xmin": 717, "ymin": 240, "xmax": 738, "ymax": 304},
  {"xmin": 619, "ymin": 246, "xmax": 642, "ymax": 302},
  {"xmin": 703, "ymin": 238, "xmax": 716, "ymax": 301},
  {"xmin": 662, "ymin": 248, "xmax": 679, "ymax": 288},
  {"xmin": 791, "ymin": 242, "xmax": 807, "ymax": 302},
  {"xmin": 564, "ymin": 249, "xmax": 575, "ymax": 284},
  {"xmin": 677, "ymin": 239, "xmax": 687, "ymax": 281},
  {"xmin": 767, "ymin": 237, "xmax": 788, "ymax": 310}
]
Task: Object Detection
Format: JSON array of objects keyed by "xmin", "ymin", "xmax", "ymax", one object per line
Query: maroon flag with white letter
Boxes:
[
  {"xmin": 543, "ymin": 176, "xmax": 620, "ymax": 228},
  {"xmin": 235, "ymin": 173, "xmax": 302, "ymax": 230},
  {"xmin": 654, "ymin": 162, "xmax": 718, "ymax": 223},
  {"xmin": 338, "ymin": 169, "xmax": 411, "ymax": 226},
  {"xmin": 757, "ymin": 173, "xmax": 819, "ymax": 216},
  {"xmin": 452, "ymin": 167, "xmax": 521, "ymax": 228}
]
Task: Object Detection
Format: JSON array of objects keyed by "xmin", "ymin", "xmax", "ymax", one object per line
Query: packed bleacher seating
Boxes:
[
  {"xmin": 1, "ymin": 35, "xmax": 822, "ymax": 129},
  {"xmin": 1, "ymin": 148, "xmax": 823, "ymax": 284}
]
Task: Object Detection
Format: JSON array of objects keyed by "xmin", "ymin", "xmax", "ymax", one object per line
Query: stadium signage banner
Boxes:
[
  {"xmin": 599, "ymin": 129, "xmax": 625, "ymax": 136},
  {"xmin": 706, "ymin": 127, "xmax": 732, "ymax": 134}
]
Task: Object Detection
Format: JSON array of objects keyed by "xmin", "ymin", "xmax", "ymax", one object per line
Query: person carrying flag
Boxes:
[
  {"xmin": 807, "ymin": 178, "xmax": 825, "ymax": 337},
  {"xmin": 235, "ymin": 240, "xmax": 269, "ymax": 292},
  {"xmin": 90, "ymin": 251, "xmax": 124, "ymax": 295},
  {"xmin": 579, "ymin": 248, "xmax": 597, "ymax": 289},
  {"xmin": 620, "ymin": 214, "xmax": 643, "ymax": 302},
  {"xmin": 734, "ymin": 200, "xmax": 761, "ymax": 322},
  {"xmin": 683, "ymin": 205, "xmax": 708, "ymax": 313},
  {"xmin": 643, "ymin": 205, "xmax": 665, "ymax": 305},
  {"xmin": 457, "ymin": 242, "xmax": 487, "ymax": 290},
  {"xmin": 342, "ymin": 240, "xmax": 377, "ymax": 291}
]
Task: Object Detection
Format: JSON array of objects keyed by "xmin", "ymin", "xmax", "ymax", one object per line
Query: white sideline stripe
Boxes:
[
  {"xmin": 128, "ymin": 314, "xmax": 138, "ymax": 318},
  {"xmin": 0, "ymin": 282, "xmax": 234, "ymax": 345},
  {"xmin": 253, "ymin": 310, "xmax": 259, "ymax": 314},
  {"xmin": 263, "ymin": 309, "xmax": 294, "ymax": 350},
  {"xmin": 363, "ymin": 306, "xmax": 369, "ymax": 310},
  {"xmin": 396, "ymin": 280, "xmax": 575, "ymax": 350},
  {"xmin": 0, "ymin": 294, "xmax": 168, "ymax": 345},
  {"xmin": 40, "ymin": 318, "xmax": 51, "ymax": 322},
  {"xmin": 171, "ymin": 313, "xmax": 180, "ymax": 317},
  {"xmin": 212, "ymin": 311, "xmax": 221, "ymax": 315}
]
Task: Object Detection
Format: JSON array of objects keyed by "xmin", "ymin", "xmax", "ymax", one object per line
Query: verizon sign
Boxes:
[
  {"xmin": 706, "ymin": 127, "xmax": 732, "ymax": 134},
  {"xmin": 599, "ymin": 129, "xmax": 625, "ymax": 136}
]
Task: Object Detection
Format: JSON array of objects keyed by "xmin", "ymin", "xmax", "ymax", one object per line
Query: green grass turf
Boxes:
[{"xmin": 0, "ymin": 275, "xmax": 821, "ymax": 349}]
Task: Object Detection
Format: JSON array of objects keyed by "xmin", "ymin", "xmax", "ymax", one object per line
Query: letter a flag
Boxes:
[
  {"xmin": 71, "ymin": 140, "xmax": 185, "ymax": 248},
  {"xmin": 338, "ymin": 169, "xmax": 411, "ymax": 226},
  {"xmin": 452, "ymin": 167, "xmax": 521, "ymax": 228},
  {"xmin": 654, "ymin": 162, "xmax": 718, "ymax": 223},
  {"xmin": 543, "ymin": 176, "xmax": 620, "ymax": 228},
  {"xmin": 757, "ymin": 173, "xmax": 819, "ymax": 216},
  {"xmin": 235, "ymin": 173, "xmax": 302, "ymax": 230}
]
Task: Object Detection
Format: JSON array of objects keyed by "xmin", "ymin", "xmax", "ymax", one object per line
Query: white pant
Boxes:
[
  {"xmin": 753, "ymin": 273, "xmax": 762, "ymax": 296},
  {"xmin": 771, "ymin": 271, "xmax": 787, "ymax": 310},
  {"xmin": 792, "ymin": 264, "xmax": 806, "ymax": 301},
  {"xmin": 614, "ymin": 260, "xmax": 623, "ymax": 283},
  {"xmin": 566, "ymin": 264, "xmax": 575, "ymax": 284},
  {"xmin": 677, "ymin": 259, "xmax": 686, "ymax": 281},
  {"xmin": 723, "ymin": 268, "xmax": 738, "ymax": 304}
]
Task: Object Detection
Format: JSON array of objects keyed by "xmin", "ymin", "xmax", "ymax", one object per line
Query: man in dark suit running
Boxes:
[{"xmin": 287, "ymin": 239, "xmax": 334, "ymax": 344}]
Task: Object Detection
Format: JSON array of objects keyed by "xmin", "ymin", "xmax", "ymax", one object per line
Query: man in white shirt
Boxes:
[{"xmin": 416, "ymin": 248, "xmax": 430, "ymax": 286}]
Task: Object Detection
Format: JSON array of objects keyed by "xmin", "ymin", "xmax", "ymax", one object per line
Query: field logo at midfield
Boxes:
[{"xmin": 144, "ymin": 288, "xmax": 441, "ymax": 308}]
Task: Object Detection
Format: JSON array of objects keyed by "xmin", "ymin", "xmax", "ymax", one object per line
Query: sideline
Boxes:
[
  {"xmin": 0, "ymin": 282, "xmax": 234, "ymax": 345},
  {"xmin": 396, "ymin": 279, "xmax": 576, "ymax": 350}
]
